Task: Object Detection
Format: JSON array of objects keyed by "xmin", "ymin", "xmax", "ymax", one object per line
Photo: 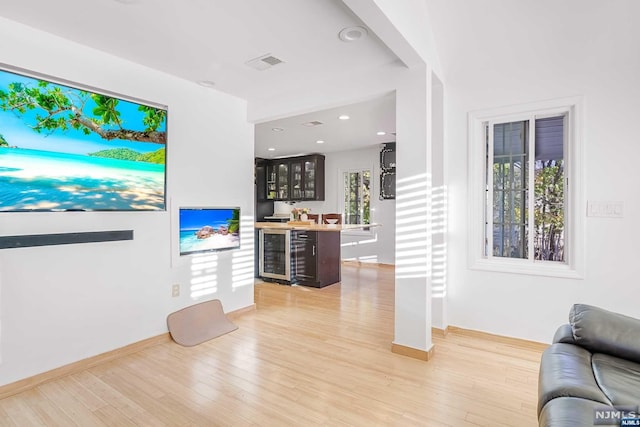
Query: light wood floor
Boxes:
[{"xmin": 0, "ymin": 265, "xmax": 543, "ymax": 426}]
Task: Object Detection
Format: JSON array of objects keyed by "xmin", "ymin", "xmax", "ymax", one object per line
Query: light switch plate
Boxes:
[{"xmin": 587, "ymin": 201, "xmax": 624, "ymax": 218}]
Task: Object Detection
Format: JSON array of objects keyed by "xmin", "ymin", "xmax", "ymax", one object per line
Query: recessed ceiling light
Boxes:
[
  {"xmin": 338, "ymin": 26, "xmax": 368, "ymax": 42},
  {"xmin": 338, "ymin": 115, "xmax": 350, "ymax": 120},
  {"xmin": 197, "ymin": 80, "xmax": 216, "ymax": 88},
  {"xmin": 316, "ymin": 140, "xmax": 325, "ymax": 144},
  {"xmin": 272, "ymin": 127, "xmax": 284, "ymax": 132},
  {"xmin": 377, "ymin": 131, "xmax": 386, "ymax": 136},
  {"xmin": 267, "ymin": 147, "xmax": 276, "ymax": 151}
]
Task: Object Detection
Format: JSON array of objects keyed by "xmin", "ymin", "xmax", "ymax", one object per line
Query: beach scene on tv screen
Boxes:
[
  {"xmin": 0, "ymin": 68, "xmax": 166, "ymax": 211},
  {"xmin": 179, "ymin": 209, "xmax": 240, "ymax": 255}
]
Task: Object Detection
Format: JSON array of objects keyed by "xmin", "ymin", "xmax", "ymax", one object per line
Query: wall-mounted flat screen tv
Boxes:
[
  {"xmin": 179, "ymin": 207, "xmax": 240, "ymax": 256},
  {"xmin": 0, "ymin": 65, "xmax": 167, "ymax": 212}
]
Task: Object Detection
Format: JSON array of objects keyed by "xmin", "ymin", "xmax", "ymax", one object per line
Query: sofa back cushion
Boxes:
[{"xmin": 570, "ymin": 304, "xmax": 640, "ymax": 364}]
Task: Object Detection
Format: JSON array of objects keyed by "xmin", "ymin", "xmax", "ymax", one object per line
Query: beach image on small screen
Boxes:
[
  {"xmin": 0, "ymin": 68, "xmax": 166, "ymax": 211},
  {"xmin": 179, "ymin": 208, "xmax": 240, "ymax": 255}
]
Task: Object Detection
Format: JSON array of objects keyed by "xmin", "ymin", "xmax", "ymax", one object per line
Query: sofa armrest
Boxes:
[
  {"xmin": 538, "ymin": 343, "xmax": 611, "ymax": 415},
  {"xmin": 570, "ymin": 304, "xmax": 640, "ymax": 363},
  {"xmin": 552, "ymin": 324, "xmax": 576, "ymax": 344}
]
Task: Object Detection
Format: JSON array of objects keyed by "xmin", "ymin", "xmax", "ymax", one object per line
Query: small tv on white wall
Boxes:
[{"xmin": 178, "ymin": 207, "xmax": 240, "ymax": 255}]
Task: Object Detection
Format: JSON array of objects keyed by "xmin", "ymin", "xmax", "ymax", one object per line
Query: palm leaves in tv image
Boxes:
[
  {"xmin": 227, "ymin": 208, "xmax": 240, "ymax": 234},
  {"xmin": 0, "ymin": 79, "xmax": 166, "ymax": 163}
]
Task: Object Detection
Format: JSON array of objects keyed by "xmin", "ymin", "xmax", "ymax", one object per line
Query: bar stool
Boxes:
[
  {"xmin": 321, "ymin": 213, "xmax": 342, "ymax": 224},
  {"xmin": 306, "ymin": 214, "xmax": 320, "ymax": 224}
]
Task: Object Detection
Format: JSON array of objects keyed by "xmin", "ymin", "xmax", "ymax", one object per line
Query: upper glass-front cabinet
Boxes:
[
  {"xmin": 261, "ymin": 155, "xmax": 324, "ymax": 201},
  {"xmin": 298, "ymin": 155, "xmax": 324, "ymax": 201}
]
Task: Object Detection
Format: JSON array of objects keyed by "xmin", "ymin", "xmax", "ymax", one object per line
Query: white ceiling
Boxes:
[
  {"xmin": 255, "ymin": 92, "xmax": 396, "ymax": 158},
  {"xmin": 0, "ymin": 0, "xmax": 400, "ymax": 158}
]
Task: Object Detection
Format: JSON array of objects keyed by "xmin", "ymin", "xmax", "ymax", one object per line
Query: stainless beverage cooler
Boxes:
[{"xmin": 259, "ymin": 229, "xmax": 291, "ymax": 282}]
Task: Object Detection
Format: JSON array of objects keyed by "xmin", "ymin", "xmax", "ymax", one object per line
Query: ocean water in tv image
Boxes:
[
  {"xmin": 0, "ymin": 147, "xmax": 164, "ymax": 210},
  {"xmin": 179, "ymin": 209, "xmax": 240, "ymax": 255},
  {"xmin": 0, "ymin": 67, "xmax": 167, "ymax": 211}
]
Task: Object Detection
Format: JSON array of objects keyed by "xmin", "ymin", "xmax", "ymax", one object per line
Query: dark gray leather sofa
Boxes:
[{"xmin": 538, "ymin": 304, "xmax": 640, "ymax": 426}]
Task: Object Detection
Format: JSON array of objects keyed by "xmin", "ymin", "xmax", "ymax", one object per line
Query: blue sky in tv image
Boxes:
[
  {"xmin": 0, "ymin": 67, "xmax": 167, "ymax": 211},
  {"xmin": 179, "ymin": 208, "xmax": 240, "ymax": 255},
  {"xmin": 0, "ymin": 69, "xmax": 165, "ymax": 155}
]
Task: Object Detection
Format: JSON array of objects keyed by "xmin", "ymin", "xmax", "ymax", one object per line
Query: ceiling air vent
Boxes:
[
  {"xmin": 302, "ymin": 121, "xmax": 324, "ymax": 127},
  {"xmin": 245, "ymin": 53, "xmax": 284, "ymax": 71}
]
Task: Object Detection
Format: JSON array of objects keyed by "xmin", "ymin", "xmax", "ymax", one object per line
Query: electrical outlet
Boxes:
[{"xmin": 172, "ymin": 284, "xmax": 180, "ymax": 297}]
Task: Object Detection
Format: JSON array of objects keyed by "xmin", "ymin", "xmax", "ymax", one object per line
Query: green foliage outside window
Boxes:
[
  {"xmin": 534, "ymin": 160, "xmax": 564, "ymax": 261},
  {"xmin": 492, "ymin": 159, "xmax": 564, "ymax": 261},
  {"xmin": 344, "ymin": 170, "xmax": 371, "ymax": 225}
]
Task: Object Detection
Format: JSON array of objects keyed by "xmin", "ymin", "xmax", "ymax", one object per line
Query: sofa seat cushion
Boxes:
[
  {"xmin": 538, "ymin": 343, "xmax": 611, "ymax": 415},
  {"xmin": 539, "ymin": 397, "xmax": 611, "ymax": 427},
  {"xmin": 592, "ymin": 352, "xmax": 640, "ymax": 406}
]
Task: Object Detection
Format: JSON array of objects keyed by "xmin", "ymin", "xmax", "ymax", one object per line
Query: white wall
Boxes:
[
  {"xmin": 0, "ymin": 17, "xmax": 254, "ymax": 386},
  {"xmin": 274, "ymin": 146, "xmax": 396, "ymax": 265},
  {"xmin": 445, "ymin": 10, "xmax": 640, "ymax": 343}
]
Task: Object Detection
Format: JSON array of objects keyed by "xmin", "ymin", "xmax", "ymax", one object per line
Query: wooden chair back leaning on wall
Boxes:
[
  {"xmin": 306, "ymin": 214, "xmax": 320, "ymax": 224},
  {"xmin": 321, "ymin": 213, "xmax": 342, "ymax": 224}
]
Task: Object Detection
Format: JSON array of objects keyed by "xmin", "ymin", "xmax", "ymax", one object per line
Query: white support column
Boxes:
[
  {"xmin": 430, "ymin": 73, "xmax": 447, "ymax": 331},
  {"xmin": 392, "ymin": 66, "xmax": 433, "ymax": 360}
]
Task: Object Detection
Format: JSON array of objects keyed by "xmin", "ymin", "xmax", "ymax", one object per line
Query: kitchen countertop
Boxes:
[{"xmin": 255, "ymin": 222, "xmax": 380, "ymax": 232}]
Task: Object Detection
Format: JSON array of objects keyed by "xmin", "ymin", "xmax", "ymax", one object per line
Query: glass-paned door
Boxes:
[
  {"xmin": 343, "ymin": 170, "xmax": 371, "ymax": 224},
  {"xmin": 304, "ymin": 159, "xmax": 316, "ymax": 199},
  {"xmin": 266, "ymin": 163, "xmax": 277, "ymax": 200},
  {"xmin": 276, "ymin": 162, "xmax": 289, "ymax": 200},
  {"xmin": 291, "ymin": 161, "xmax": 302, "ymax": 199}
]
